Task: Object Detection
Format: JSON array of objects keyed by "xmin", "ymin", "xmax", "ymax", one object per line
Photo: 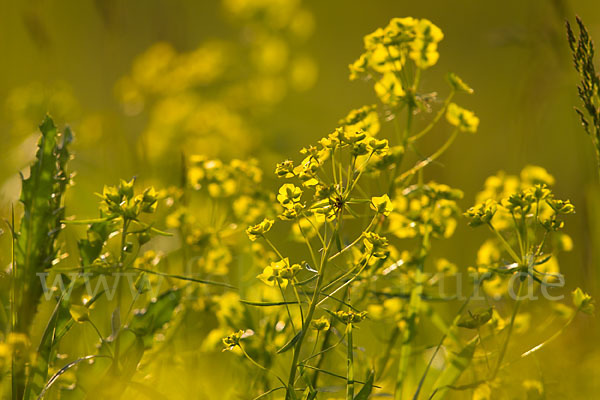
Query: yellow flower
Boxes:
[
  {"xmin": 311, "ymin": 316, "xmax": 330, "ymax": 331},
  {"xmin": 335, "ymin": 310, "xmax": 368, "ymax": 325},
  {"xmin": 464, "ymin": 199, "xmax": 497, "ymax": 227},
  {"xmin": 446, "ymin": 103, "xmax": 479, "ymax": 133},
  {"xmin": 257, "ymin": 258, "xmax": 292, "ymax": 288},
  {"xmin": 447, "ymin": 72, "xmax": 473, "ymax": 94},
  {"xmin": 409, "ymin": 19, "xmax": 444, "ymax": 69},
  {"xmin": 246, "ymin": 218, "xmax": 274, "ymax": 241},
  {"xmin": 339, "ymin": 105, "xmax": 380, "ymax": 137},
  {"xmin": 572, "ymin": 288, "xmax": 594, "ymax": 314},
  {"xmin": 349, "ymin": 53, "xmax": 368, "ymax": 81},
  {"xmin": 222, "ymin": 330, "xmax": 245, "ymax": 351},
  {"xmin": 371, "ymin": 194, "xmax": 394, "ymax": 216},
  {"xmin": 277, "ymin": 184, "xmax": 303, "ymax": 209},
  {"xmin": 374, "ymin": 72, "xmax": 405, "ymax": 105},
  {"xmin": 520, "ymin": 165, "xmax": 555, "ymax": 186},
  {"xmin": 363, "ymin": 232, "xmax": 389, "ymax": 259}
]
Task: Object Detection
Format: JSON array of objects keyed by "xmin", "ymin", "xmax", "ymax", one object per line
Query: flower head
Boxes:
[
  {"xmin": 371, "ymin": 194, "xmax": 394, "ymax": 216},
  {"xmin": 446, "ymin": 103, "xmax": 479, "ymax": 133},
  {"xmin": 246, "ymin": 218, "xmax": 274, "ymax": 241}
]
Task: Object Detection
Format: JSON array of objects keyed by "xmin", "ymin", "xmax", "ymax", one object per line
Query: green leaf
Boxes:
[
  {"xmin": 63, "ymin": 289, "xmax": 182, "ymax": 399},
  {"xmin": 131, "ymin": 267, "xmax": 236, "ymax": 289},
  {"xmin": 67, "ymin": 329, "xmax": 144, "ymax": 399},
  {"xmin": 77, "ymin": 220, "xmax": 117, "ymax": 266},
  {"xmin": 128, "ymin": 288, "xmax": 182, "ymax": 347},
  {"xmin": 277, "ymin": 329, "xmax": 303, "ymax": 354},
  {"xmin": 354, "ymin": 369, "xmax": 375, "ymax": 400},
  {"xmin": 15, "ymin": 115, "xmax": 71, "ymax": 332},
  {"xmin": 36, "ymin": 355, "xmax": 108, "ymax": 400},
  {"xmin": 240, "ymin": 299, "xmax": 302, "ymax": 307},
  {"xmin": 24, "ymin": 295, "xmax": 72, "ymax": 400},
  {"xmin": 456, "ymin": 308, "xmax": 493, "ymax": 329},
  {"xmin": 430, "ymin": 337, "xmax": 478, "ymax": 399}
]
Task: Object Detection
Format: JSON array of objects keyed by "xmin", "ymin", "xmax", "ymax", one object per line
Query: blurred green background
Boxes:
[{"xmin": 1, "ymin": 0, "xmax": 599, "ymax": 398}]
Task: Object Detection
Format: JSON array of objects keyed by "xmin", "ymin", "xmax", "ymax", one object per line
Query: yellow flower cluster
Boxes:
[
  {"xmin": 388, "ymin": 182, "xmax": 463, "ymax": 239},
  {"xmin": 466, "ymin": 166, "xmax": 575, "ymax": 297},
  {"xmin": 187, "ymin": 156, "xmax": 262, "ymax": 198},
  {"xmin": 257, "ymin": 258, "xmax": 301, "ymax": 289},
  {"xmin": 349, "ymin": 17, "xmax": 444, "ymax": 106},
  {"xmin": 101, "ymin": 179, "xmax": 158, "ymax": 220}
]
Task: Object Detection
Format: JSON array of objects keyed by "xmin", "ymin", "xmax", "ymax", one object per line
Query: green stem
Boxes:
[
  {"xmin": 279, "ymin": 283, "xmax": 297, "ymax": 334},
  {"xmin": 310, "ymin": 286, "xmax": 349, "ymax": 387},
  {"xmin": 327, "ymin": 214, "xmax": 378, "ymax": 263},
  {"xmin": 486, "ymin": 222, "xmax": 521, "ymax": 265},
  {"xmin": 114, "ymin": 217, "xmax": 129, "ymax": 373},
  {"xmin": 285, "ymin": 220, "xmax": 338, "ymax": 399},
  {"xmin": 346, "ymin": 323, "xmax": 354, "ymax": 400},
  {"xmin": 264, "ymin": 236, "xmax": 285, "ymax": 260},
  {"xmin": 408, "ymin": 91, "xmax": 455, "ymax": 143},
  {"xmin": 292, "ymin": 284, "xmax": 305, "ymax": 329},
  {"xmin": 518, "ymin": 311, "xmax": 577, "ymax": 360},
  {"xmin": 297, "ymin": 220, "xmax": 318, "ymax": 269},
  {"xmin": 492, "ymin": 278, "xmax": 525, "ymax": 379},
  {"xmin": 396, "ymin": 129, "xmax": 459, "ymax": 183},
  {"xmin": 345, "ymin": 152, "xmax": 374, "ymax": 197},
  {"xmin": 377, "ymin": 326, "xmax": 400, "ymax": 379}
]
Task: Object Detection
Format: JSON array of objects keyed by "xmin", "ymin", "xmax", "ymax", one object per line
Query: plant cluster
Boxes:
[{"xmin": 0, "ymin": 11, "xmax": 595, "ymax": 400}]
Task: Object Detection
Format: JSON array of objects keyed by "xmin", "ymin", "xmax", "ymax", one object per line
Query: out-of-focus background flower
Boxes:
[{"xmin": 0, "ymin": 0, "xmax": 599, "ymax": 398}]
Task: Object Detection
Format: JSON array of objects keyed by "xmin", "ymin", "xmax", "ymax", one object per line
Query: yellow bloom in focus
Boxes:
[
  {"xmin": 277, "ymin": 183, "xmax": 303, "ymax": 208},
  {"xmin": 246, "ymin": 218, "xmax": 274, "ymax": 241},
  {"xmin": 370, "ymin": 194, "xmax": 393, "ymax": 216},
  {"xmin": 446, "ymin": 103, "xmax": 479, "ymax": 133},
  {"xmin": 363, "ymin": 232, "xmax": 389, "ymax": 259},
  {"xmin": 222, "ymin": 330, "xmax": 245, "ymax": 351},
  {"xmin": 257, "ymin": 258, "xmax": 295, "ymax": 288}
]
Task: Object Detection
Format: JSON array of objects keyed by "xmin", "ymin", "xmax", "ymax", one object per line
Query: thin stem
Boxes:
[
  {"xmin": 292, "ymin": 284, "xmax": 305, "ymax": 328},
  {"xmin": 310, "ymin": 286, "xmax": 350, "ymax": 387},
  {"xmin": 279, "ymin": 283, "xmax": 297, "ymax": 334},
  {"xmin": 264, "ymin": 236, "xmax": 285, "ymax": 260},
  {"xmin": 328, "ymin": 214, "xmax": 378, "ymax": 263},
  {"xmin": 10, "ymin": 206, "xmax": 18, "ymax": 400},
  {"xmin": 486, "ymin": 222, "xmax": 522, "ymax": 264},
  {"xmin": 511, "ymin": 211, "xmax": 525, "ymax": 261},
  {"xmin": 297, "ymin": 220, "xmax": 318, "ymax": 269},
  {"xmin": 285, "ymin": 216, "xmax": 339, "ymax": 399},
  {"xmin": 517, "ymin": 311, "xmax": 577, "ymax": 360},
  {"xmin": 492, "ymin": 278, "xmax": 525, "ymax": 379},
  {"xmin": 318, "ymin": 256, "xmax": 371, "ymax": 307},
  {"xmin": 412, "ymin": 281, "xmax": 481, "ymax": 400},
  {"xmin": 377, "ymin": 326, "xmax": 400, "ymax": 379},
  {"xmin": 346, "ymin": 323, "xmax": 355, "ymax": 400},
  {"xmin": 397, "ymin": 128, "xmax": 459, "ymax": 183},
  {"xmin": 408, "ymin": 90, "xmax": 455, "ymax": 143},
  {"xmin": 114, "ymin": 217, "xmax": 130, "ymax": 373},
  {"xmin": 87, "ymin": 319, "xmax": 115, "ymax": 358},
  {"xmin": 345, "ymin": 151, "xmax": 375, "ymax": 197}
]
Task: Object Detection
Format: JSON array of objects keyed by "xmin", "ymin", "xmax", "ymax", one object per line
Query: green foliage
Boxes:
[
  {"xmin": 1, "ymin": 6, "xmax": 598, "ymax": 400},
  {"xmin": 11, "ymin": 116, "xmax": 71, "ymax": 399},
  {"xmin": 63, "ymin": 289, "xmax": 182, "ymax": 399},
  {"xmin": 14, "ymin": 116, "xmax": 71, "ymax": 331},
  {"xmin": 567, "ymin": 17, "xmax": 600, "ymax": 175}
]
